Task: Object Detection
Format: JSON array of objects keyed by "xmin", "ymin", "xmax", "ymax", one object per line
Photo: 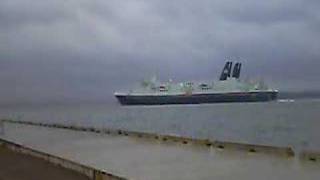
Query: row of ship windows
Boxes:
[{"xmin": 153, "ymin": 84, "xmax": 212, "ymax": 92}]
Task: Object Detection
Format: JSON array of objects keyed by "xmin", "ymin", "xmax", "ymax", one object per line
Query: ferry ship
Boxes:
[{"xmin": 115, "ymin": 62, "xmax": 278, "ymax": 105}]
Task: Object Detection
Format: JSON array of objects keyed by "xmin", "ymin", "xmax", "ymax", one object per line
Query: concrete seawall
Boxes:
[
  {"xmin": 2, "ymin": 119, "xmax": 295, "ymax": 158},
  {"xmin": 5, "ymin": 118, "xmax": 320, "ymax": 161},
  {"xmin": 0, "ymin": 137, "xmax": 127, "ymax": 180},
  {"xmin": 1, "ymin": 119, "xmax": 320, "ymax": 180}
]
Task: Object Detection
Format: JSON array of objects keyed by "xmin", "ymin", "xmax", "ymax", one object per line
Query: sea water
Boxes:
[{"xmin": 1, "ymin": 99, "xmax": 319, "ymax": 149}]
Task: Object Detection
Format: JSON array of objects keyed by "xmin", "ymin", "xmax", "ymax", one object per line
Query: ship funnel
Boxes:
[
  {"xmin": 219, "ymin": 61, "xmax": 233, "ymax": 81},
  {"xmin": 238, "ymin": 63, "xmax": 242, "ymax": 78},
  {"xmin": 232, "ymin": 62, "xmax": 242, "ymax": 79}
]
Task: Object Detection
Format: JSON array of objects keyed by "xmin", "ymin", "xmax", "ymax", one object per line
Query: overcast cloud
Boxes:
[{"xmin": 0, "ymin": 0, "xmax": 320, "ymax": 104}]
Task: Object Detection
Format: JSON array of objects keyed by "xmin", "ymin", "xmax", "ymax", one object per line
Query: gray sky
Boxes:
[{"xmin": 1, "ymin": 0, "xmax": 320, "ymax": 104}]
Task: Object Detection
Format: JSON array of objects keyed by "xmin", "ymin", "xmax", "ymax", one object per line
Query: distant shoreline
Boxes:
[{"xmin": 278, "ymin": 91, "xmax": 320, "ymax": 99}]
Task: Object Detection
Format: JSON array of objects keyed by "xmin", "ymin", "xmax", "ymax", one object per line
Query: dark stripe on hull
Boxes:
[{"xmin": 115, "ymin": 91, "xmax": 278, "ymax": 105}]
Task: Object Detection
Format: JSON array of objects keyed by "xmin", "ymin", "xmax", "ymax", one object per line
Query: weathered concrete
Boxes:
[
  {"xmin": 0, "ymin": 120, "xmax": 3, "ymax": 135},
  {"xmin": 1, "ymin": 122, "xmax": 320, "ymax": 180},
  {"xmin": 0, "ymin": 146, "xmax": 91, "ymax": 180},
  {"xmin": 2, "ymin": 119, "xmax": 295, "ymax": 157},
  {"xmin": 0, "ymin": 138, "xmax": 127, "ymax": 180},
  {"xmin": 300, "ymin": 150, "xmax": 320, "ymax": 162}
]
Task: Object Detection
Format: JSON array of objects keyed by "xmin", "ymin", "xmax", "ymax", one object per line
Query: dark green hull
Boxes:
[{"xmin": 115, "ymin": 91, "xmax": 278, "ymax": 105}]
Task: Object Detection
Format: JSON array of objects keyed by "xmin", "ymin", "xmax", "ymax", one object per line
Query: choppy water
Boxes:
[{"xmin": 1, "ymin": 99, "xmax": 320, "ymax": 149}]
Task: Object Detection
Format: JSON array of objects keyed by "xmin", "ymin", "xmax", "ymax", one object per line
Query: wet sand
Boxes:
[{"xmin": 0, "ymin": 147, "xmax": 90, "ymax": 180}]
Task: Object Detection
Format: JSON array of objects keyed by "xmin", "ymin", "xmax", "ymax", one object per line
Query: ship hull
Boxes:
[{"xmin": 115, "ymin": 91, "xmax": 278, "ymax": 105}]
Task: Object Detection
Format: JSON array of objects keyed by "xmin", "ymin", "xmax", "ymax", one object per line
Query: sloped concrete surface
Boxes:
[
  {"xmin": 1, "ymin": 122, "xmax": 320, "ymax": 180},
  {"xmin": 0, "ymin": 147, "xmax": 90, "ymax": 180}
]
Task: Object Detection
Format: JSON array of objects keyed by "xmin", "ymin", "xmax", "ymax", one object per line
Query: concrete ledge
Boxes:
[
  {"xmin": 214, "ymin": 140, "xmax": 295, "ymax": 157},
  {"xmin": 300, "ymin": 150, "xmax": 320, "ymax": 162},
  {"xmin": 0, "ymin": 137, "xmax": 127, "ymax": 180},
  {"xmin": 1, "ymin": 119, "xmax": 295, "ymax": 158}
]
